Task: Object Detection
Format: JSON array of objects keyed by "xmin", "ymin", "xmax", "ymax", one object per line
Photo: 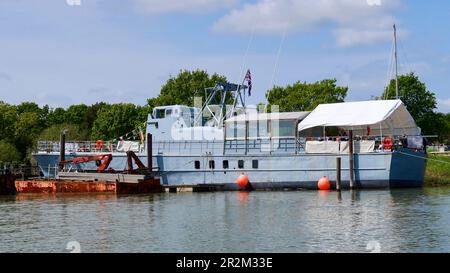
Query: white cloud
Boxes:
[
  {"xmin": 333, "ymin": 28, "xmax": 393, "ymax": 47},
  {"xmin": 0, "ymin": 72, "xmax": 12, "ymax": 82},
  {"xmin": 438, "ymin": 98, "xmax": 450, "ymax": 113},
  {"xmin": 213, "ymin": 0, "xmax": 401, "ymax": 47},
  {"xmin": 133, "ymin": 0, "xmax": 238, "ymax": 14}
]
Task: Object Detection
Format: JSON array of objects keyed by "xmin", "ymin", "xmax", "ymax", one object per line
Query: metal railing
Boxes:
[
  {"xmin": 153, "ymin": 140, "xmax": 223, "ymax": 155},
  {"xmin": 0, "ymin": 165, "xmax": 42, "ymax": 179},
  {"xmin": 225, "ymin": 137, "xmax": 298, "ymax": 153},
  {"xmin": 35, "ymin": 135, "xmax": 425, "ymax": 156},
  {"xmin": 36, "ymin": 141, "xmax": 145, "ymax": 154}
]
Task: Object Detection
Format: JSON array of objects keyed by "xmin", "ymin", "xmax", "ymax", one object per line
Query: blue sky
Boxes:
[{"xmin": 0, "ymin": 0, "xmax": 449, "ymax": 112}]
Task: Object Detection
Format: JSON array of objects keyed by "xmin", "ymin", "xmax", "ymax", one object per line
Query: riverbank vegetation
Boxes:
[{"xmin": 424, "ymin": 154, "xmax": 450, "ymax": 186}]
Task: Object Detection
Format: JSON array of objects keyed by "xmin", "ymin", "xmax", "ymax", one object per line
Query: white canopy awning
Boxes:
[{"xmin": 297, "ymin": 100, "xmax": 421, "ymax": 136}]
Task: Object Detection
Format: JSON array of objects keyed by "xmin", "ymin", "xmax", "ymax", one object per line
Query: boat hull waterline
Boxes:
[{"xmin": 34, "ymin": 148, "xmax": 426, "ymax": 190}]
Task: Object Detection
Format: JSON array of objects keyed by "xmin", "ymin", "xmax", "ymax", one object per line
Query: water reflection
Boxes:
[
  {"xmin": 236, "ymin": 191, "xmax": 250, "ymax": 204},
  {"xmin": 1, "ymin": 189, "xmax": 450, "ymax": 252}
]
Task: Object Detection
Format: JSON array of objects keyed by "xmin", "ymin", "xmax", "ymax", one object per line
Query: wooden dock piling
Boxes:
[
  {"xmin": 59, "ymin": 131, "xmax": 66, "ymax": 170},
  {"xmin": 147, "ymin": 133, "xmax": 152, "ymax": 177}
]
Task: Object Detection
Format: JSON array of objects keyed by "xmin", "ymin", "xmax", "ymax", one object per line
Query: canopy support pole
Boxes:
[
  {"xmin": 348, "ymin": 130, "xmax": 355, "ymax": 189},
  {"xmin": 380, "ymin": 123, "xmax": 383, "ymax": 150}
]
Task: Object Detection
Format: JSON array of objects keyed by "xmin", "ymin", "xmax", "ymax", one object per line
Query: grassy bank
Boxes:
[{"xmin": 424, "ymin": 154, "xmax": 450, "ymax": 186}]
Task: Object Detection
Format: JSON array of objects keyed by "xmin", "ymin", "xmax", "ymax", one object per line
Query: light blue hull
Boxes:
[{"xmin": 33, "ymin": 148, "xmax": 426, "ymax": 190}]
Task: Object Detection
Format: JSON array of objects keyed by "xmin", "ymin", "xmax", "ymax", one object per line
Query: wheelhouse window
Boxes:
[
  {"xmin": 258, "ymin": 120, "xmax": 270, "ymax": 138},
  {"xmin": 225, "ymin": 121, "xmax": 246, "ymax": 139},
  {"xmin": 272, "ymin": 120, "xmax": 296, "ymax": 137},
  {"xmin": 194, "ymin": 161, "xmax": 200, "ymax": 169},
  {"xmin": 154, "ymin": 109, "xmax": 166, "ymax": 119}
]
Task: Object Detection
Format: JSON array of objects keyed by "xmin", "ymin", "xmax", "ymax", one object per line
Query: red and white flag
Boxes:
[{"xmin": 245, "ymin": 69, "xmax": 252, "ymax": 96}]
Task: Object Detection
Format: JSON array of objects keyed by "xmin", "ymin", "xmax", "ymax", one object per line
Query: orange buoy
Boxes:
[
  {"xmin": 317, "ymin": 176, "xmax": 331, "ymax": 191},
  {"xmin": 236, "ymin": 174, "xmax": 250, "ymax": 188}
]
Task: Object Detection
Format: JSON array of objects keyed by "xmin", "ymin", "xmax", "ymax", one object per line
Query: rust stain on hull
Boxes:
[{"xmin": 14, "ymin": 179, "xmax": 161, "ymax": 194}]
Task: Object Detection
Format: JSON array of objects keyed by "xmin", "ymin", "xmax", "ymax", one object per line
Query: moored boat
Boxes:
[{"xmin": 33, "ymin": 82, "xmax": 427, "ymax": 190}]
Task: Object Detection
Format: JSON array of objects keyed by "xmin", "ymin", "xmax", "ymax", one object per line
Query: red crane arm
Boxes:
[{"xmin": 60, "ymin": 154, "xmax": 113, "ymax": 173}]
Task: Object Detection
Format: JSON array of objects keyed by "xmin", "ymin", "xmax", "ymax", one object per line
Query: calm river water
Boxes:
[{"xmin": 1, "ymin": 188, "xmax": 450, "ymax": 253}]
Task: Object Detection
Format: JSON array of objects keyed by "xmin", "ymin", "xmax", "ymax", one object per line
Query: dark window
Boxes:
[
  {"xmin": 194, "ymin": 161, "xmax": 200, "ymax": 169},
  {"xmin": 252, "ymin": 160, "xmax": 258, "ymax": 169},
  {"xmin": 155, "ymin": 109, "xmax": 166, "ymax": 119},
  {"xmin": 223, "ymin": 160, "xmax": 229, "ymax": 169},
  {"xmin": 209, "ymin": 160, "xmax": 215, "ymax": 169},
  {"xmin": 238, "ymin": 160, "xmax": 244, "ymax": 169}
]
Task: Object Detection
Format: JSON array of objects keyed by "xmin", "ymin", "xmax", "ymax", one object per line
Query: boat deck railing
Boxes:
[
  {"xmin": 35, "ymin": 135, "xmax": 424, "ymax": 155},
  {"xmin": 154, "ymin": 140, "xmax": 224, "ymax": 155},
  {"xmin": 224, "ymin": 137, "xmax": 301, "ymax": 154},
  {"xmin": 36, "ymin": 141, "xmax": 144, "ymax": 154}
]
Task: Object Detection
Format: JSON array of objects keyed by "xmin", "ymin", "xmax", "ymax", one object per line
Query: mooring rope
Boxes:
[
  {"xmin": 397, "ymin": 151, "xmax": 450, "ymax": 165},
  {"xmin": 157, "ymin": 159, "xmax": 196, "ymax": 175}
]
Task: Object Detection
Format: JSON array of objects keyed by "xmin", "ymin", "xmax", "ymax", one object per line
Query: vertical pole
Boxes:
[
  {"xmin": 147, "ymin": 133, "xmax": 153, "ymax": 176},
  {"xmin": 394, "ymin": 24, "xmax": 399, "ymax": 99},
  {"xmin": 245, "ymin": 120, "xmax": 249, "ymax": 155},
  {"xmin": 59, "ymin": 131, "xmax": 66, "ymax": 171},
  {"xmin": 127, "ymin": 151, "xmax": 133, "ymax": 174},
  {"xmin": 336, "ymin": 157, "xmax": 341, "ymax": 191},
  {"xmin": 349, "ymin": 130, "xmax": 355, "ymax": 189}
]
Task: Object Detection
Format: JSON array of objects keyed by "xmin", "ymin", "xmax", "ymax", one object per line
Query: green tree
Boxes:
[
  {"xmin": 16, "ymin": 102, "xmax": 42, "ymax": 115},
  {"xmin": 38, "ymin": 123, "xmax": 90, "ymax": 141},
  {"xmin": 441, "ymin": 113, "xmax": 450, "ymax": 143},
  {"xmin": 65, "ymin": 104, "xmax": 89, "ymax": 125},
  {"xmin": 382, "ymin": 73, "xmax": 439, "ymax": 135},
  {"xmin": 0, "ymin": 101, "xmax": 17, "ymax": 141},
  {"xmin": 383, "ymin": 73, "xmax": 436, "ymax": 121},
  {"xmin": 16, "ymin": 102, "xmax": 48, "ymax": 128},
  {"xmin": 0, "ymin": 140, "xmax": 21, "ymax": 163},
  {"xmin": 91, "ymin": 104, "xmax": 149, "ymax": 140},
  {"xmin": 47, "ymin": 107, "xmax": 66, "ymax": 125},
  {"xmin": 13, "ymin": 111, "xmax": 42, "ymax": 158},
  {"xmin": 147, "ymin": 69, "xmax": 227, "ymax": 108},
  {"xmin": 266, "ymin": 79, "xmax": 348, "ymax": 112},
  {"xmin": 85, "ymin": 102, "xmax": 107, "ymax": 129}
]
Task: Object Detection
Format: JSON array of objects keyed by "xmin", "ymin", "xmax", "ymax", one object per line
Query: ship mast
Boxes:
[
  {"xmin": 393, "ymin": 24, "xmax": 399, "ymax": 99},
  {"xmin": 194, "ymin": 82, "xmax": 247, "ymax": 128}
]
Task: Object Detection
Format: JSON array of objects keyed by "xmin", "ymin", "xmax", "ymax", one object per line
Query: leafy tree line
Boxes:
[
  {"xmin": 1, "ymin": 69, "xmax": 449, "ymax": 164},
  {"xmin": 382, "ymin": 73, "xmax": 450, "ymax": 142},
  {"xmin": 0, "ymin": 101, "xmax": 150, "ymax": 164}
]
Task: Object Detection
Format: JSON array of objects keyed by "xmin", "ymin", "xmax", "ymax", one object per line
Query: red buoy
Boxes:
[
  {"xmin": 236, "ymin": 174, "xmax": 250, "ymax": 188},
  {"xmin": 317, "ymin": 176, "xmax": 331, "ymax": 191}
]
